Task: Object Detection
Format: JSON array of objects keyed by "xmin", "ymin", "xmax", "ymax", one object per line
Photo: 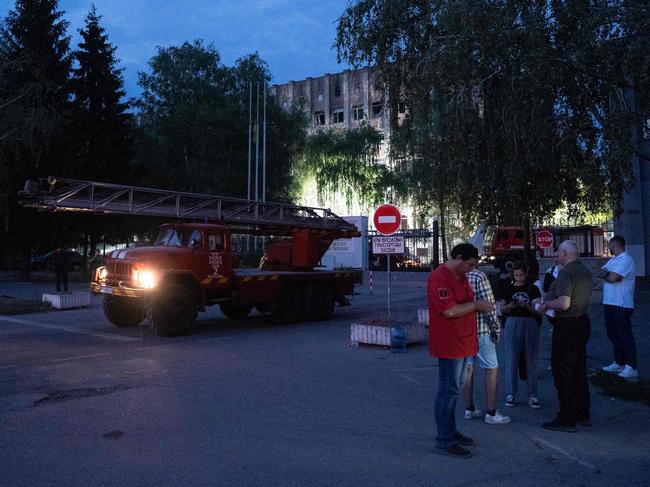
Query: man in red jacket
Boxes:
[{"xmin": 428, "ymin": 243, "xmax": 495, "ymax": 458}]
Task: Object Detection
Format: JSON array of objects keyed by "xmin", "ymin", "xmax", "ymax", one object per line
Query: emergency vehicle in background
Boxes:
[
  {"xmin": 19, "ymin": 177, "xmax": 360, "ymax": 336},
  {"xmin": 470, "ymin": 223, "xmax": 606, "ymax": 272}
]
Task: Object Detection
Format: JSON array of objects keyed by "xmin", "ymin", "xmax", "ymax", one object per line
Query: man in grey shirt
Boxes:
[{"xmin": 540, "ymin": 240, "xmax": 593, "ymax": 432}]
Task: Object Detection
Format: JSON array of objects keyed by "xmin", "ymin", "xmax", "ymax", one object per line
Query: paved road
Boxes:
[{"xmin": 0, "ymin": 278, "xmax": 648, "ymax": 486}]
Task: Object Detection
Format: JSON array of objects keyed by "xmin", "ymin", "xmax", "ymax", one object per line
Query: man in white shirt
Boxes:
[{"xmin": 598, "ymin": 236, "xmax": 638, "ymax": 378}]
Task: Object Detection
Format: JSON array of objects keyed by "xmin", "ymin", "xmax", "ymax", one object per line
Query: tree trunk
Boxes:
[{"xmin": 439, "ymin": 200, "xmax": 448, "ymax": 261}]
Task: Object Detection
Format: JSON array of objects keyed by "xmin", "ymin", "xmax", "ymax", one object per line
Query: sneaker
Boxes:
[
  {"xmin": 602, "ymin": 361, "xmax": 624, "ymax": 373},
  {"xmin": 542, "ymin": 418, "xmax": 577, "ymax": 433},
  {"xmin": 528, "ymin": 397, "xmax": 541, "ymax": 409},
  {"xmin": 618, "ymin": 365, "xmax": 639, "ymax": 379},
  {"xmin": 434, "ymin": 444, "xmax": 472, "ymax": 458},
  {"xmin": 464, "ymin": 408, "xmax": 483, "ymax": 420},
  {"xmin": 505, "ymin": 394, "xmax": 515, "ymax": 407},
  {"xmin": 453, "ymin": 432, "xmax": 475, "ymax": 446},
  {"xmin": 485, "ymin": 410, "xmax": 511, "ymax": 425}
]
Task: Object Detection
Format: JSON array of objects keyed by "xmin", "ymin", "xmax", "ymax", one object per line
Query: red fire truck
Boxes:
[{"xmin": 19, "ymin": 177, "xmax": 360, "ymax": 336}]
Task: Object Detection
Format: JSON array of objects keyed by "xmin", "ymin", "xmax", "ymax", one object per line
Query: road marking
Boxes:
[
  {"xmin": 0, "ymin": 316, "xmax": 138, "ymax": 342},
  {"xmin": 135, "ymin": 335, "xmax": 235, "ymax": 351},
  {"xmin": 532, "ymin": 436, "xmax": 597, "ymax": 470},
  {"xmin": 0, "ymin": 364, "xmax": 19, "ymax": 370},
  {"xmin": 399, "ymin": 373, "xmax": 422, "ymax": 385},
  {"xmin": 52, "ymin": 352, "xmax": 110, "ymax": 362}
]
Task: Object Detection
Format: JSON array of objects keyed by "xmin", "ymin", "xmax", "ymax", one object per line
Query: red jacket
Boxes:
[{"xmin": 427, "ymin": 265, "xmax": 477, "ymax": 359}]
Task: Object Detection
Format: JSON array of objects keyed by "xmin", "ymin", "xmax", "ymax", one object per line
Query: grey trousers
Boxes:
[{"xmin": 504, "ymin": 315, "xmax": 540, "ymax": 398}]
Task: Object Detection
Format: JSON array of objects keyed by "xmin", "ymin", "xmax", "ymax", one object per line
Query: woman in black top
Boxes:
[{"xmin": 498, "ymin": 262, "xmax": 542, "ymax": 409}]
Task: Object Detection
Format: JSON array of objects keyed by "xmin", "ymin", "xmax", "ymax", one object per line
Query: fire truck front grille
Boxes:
[{"xmin": 108, "ymin": 262, "xmax": 133, "ymax": 280}]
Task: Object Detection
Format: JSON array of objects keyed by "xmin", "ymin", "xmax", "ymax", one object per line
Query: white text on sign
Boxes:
[{"xmin": 372, "ymin": 236, "xmax": 405, "ymax": 255}]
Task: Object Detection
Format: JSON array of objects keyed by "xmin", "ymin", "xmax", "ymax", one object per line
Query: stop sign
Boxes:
[
  {"xmin": 373, "ymin": 204, "xmax": 401, "ymax": 236},
  {"xmin": 536, "ymin": 229, "xmax": 554, "ymax": 249}
]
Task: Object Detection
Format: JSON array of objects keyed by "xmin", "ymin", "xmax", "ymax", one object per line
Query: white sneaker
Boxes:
[
  {"xmin": 485, "ymin": 410, "xmax": 511, "ymax": 425},
  {"xmin": 602, "ymin": 362, "xmax": 624, "ymax": 373},
  {"xmin": 464, "ymin": 408, "xmax": 483, "ymax": 420},
  {"xmin": 618, "ymin": 365, "xmax": 639, "ymax": 379}
]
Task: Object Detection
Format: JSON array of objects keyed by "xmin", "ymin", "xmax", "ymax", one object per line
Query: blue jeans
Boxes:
[
  {"xmin": 435, "ymin": 357, "xmax": 469, "ymax": 449},
  {"xmin": 604, "ymin": 305, "xmax": 636, "ymax": 369},
  {"xmin": 504, "ymin": 315, "xmax": 540, "ymax": 398}
]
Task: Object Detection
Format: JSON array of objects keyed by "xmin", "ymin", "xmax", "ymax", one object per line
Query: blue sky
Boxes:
[{"xmin": 0, "ymin": 0, "xmax": 353, "ymax": 97}]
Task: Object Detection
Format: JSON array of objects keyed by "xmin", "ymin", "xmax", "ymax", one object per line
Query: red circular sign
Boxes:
[
  {"xmin": 373, "ymin": 204, "xmax": 401, "ymax": 236},
  {"xmin": 536, "ymin": 229, "xmax": 554, "ymax": 249}
]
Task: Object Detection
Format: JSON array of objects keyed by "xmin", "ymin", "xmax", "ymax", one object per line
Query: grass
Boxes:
[
  {"xmin": 0, "ymin": 296, "xmax": 52, "ymax": 315},
  {"xmin": 590, "ymin": 370, "xmax": 650, "ymax": 407}
]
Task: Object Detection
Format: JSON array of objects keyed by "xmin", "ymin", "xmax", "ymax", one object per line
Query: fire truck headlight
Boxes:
[
  {"xmin": 97, "ymin": 267, "xmax": 108, "ymax": 280},
  {"xmin": 134, "ymin": 269, "xmax": 158, "ymax": 289}
]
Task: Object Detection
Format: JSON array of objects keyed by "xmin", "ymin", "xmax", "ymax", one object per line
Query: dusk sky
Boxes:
[{"xmin": 0, "ymin": 0, "xmax": 354, "ymax": 98}]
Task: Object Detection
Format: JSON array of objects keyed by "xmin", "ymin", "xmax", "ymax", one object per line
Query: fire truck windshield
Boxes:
[{"xmin": 155, "ymin": 228, "xmax": 202, "ymax": 247}]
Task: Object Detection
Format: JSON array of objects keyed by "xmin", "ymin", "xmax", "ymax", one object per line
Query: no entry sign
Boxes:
[
  {"xmin": 536, "ymin": 229, "xmax": 554, "ymax": 249},
  {"xmin": 373, "ymin": 204, "xmax": 401, "ymax": 236}
]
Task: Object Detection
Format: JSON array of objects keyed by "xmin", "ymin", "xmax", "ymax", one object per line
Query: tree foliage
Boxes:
[
  {"xmin": 336, "ymin": 0, "xmax": 650, "ymax": 225},
  {"xmin": 135, "ymin": 42, "xmax": 306, "ymax": 202},
  {"xmin": 297, "ymin": 124, "xmax": 386, "ymax": 210},
  {"xmin": 0, "ymin": 0, "xmax": 72, "ymax": 267}
]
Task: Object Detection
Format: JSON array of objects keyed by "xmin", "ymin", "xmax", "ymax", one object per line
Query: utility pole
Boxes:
[
  {"xmin": 262, "ymin": 82, "xmax": 267, "ymax": 203},
  {"xmin": 255, "ymin": 81, "xmax": 260, "ymax": 202},
  {"xmin": 247, "ymin": 82, "xmax": 252, "ymax": 201}
]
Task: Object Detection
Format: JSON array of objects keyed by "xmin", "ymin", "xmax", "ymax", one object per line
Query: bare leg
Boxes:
[
  {"xmin": 463, "ymin": 364, "xmax": 475, "ymax": 409},
  {"xmin": 485, "ymin": 368, "xmax": 498, "ymax": 411}
]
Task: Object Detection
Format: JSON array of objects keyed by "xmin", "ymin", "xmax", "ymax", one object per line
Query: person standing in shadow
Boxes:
[{"xmin": 53, "ymin": 248, "xmax": 70, "ymax": 293}]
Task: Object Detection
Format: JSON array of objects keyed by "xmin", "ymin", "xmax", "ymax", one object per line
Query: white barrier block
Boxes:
[
  {"xmin": 350, "ymin": 322, "xmax": 426, "ymax": 347},
  {"xmin": 42, "ymin": 292, "xmax": 91, "ymax": 310}
]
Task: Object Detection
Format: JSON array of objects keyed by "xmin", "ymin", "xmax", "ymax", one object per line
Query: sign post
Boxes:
[{"xmin": 373, "ymin": 204, "xmax": 402, "ymax": 321}]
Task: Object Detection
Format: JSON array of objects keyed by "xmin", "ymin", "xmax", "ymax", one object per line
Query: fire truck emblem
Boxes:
[{"xmin": 209, "ymin": 253, "xmax": 223, "ymax": 278}]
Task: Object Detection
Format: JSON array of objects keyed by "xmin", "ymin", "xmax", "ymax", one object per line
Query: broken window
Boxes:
[
  {"xmin": 352, "ymin": 105, "xmax": 364, "ymax": 121},
  {"xmin": 372, "ymin": 101, "xmax": 383, "ymax": 117},
  {"xmin": 333, "ymin": 109, "xmax": 344, "ymax": 124},
  {"xmin": 334, "ymin": 82, "xmax": 341, "ymax": 97},
  {"xmin": 314, "ymin": 111, "xmax": 325, "ymax": 125}
]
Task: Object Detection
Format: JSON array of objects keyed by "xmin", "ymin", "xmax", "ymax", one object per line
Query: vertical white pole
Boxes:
[
  {"xmin": 262, "ymin": 82, "xmax": 267, "ymax": 203},
  {"xmin": 387, "ymin": 255, "xmax": 391, "ymax": 321},
  {"xmin": 247, "ymin": 82, "xmax": 252, "ymax": 201},
  {"xmin": 255, "ymin": 82, "xmax": 260, "ymax": 202}
]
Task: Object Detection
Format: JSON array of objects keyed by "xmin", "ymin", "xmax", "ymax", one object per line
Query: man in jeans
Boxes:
[
  {"xmin": 428, "ymin": 244, "xmax": 494, "ymax": 457},
  {"xmin": 464, "ymin": 269, "xmax": 511, "ymax": 425},
  {"xmin": 540, "ymin": 240, "xmax": 593, "ymax": 432},
  {"xmin": 598, "ymin": 235, "xmax": 638, "ymax": 378}
]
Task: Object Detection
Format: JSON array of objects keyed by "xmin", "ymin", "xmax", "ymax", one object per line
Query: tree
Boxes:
[
  {"xmin": 297, "ymin": 124, "xmax": 386, "ymax": 211},
  {"xmin": 0, "ymin": 0, "xmax": 71, "ymax": 269},
  {"xmin": 336, "ymin": 1, "xmax": 649, "ymax": 235},
  {"xmin": 135, "ymin": 42, "xmax": 306, "ymax": 202},
  {"xmin": 69, "ymin": 5, "xmax": 136, "ymax": 255}
]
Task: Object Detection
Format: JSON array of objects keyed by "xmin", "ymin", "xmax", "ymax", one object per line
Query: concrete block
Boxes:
[
  {"xmin": 42, "ymin": 292, "xmax": 91, "ymax": 309},
  {"xmin": 350, "ymin": 322, "xmax": 425, "ymax": 347}
]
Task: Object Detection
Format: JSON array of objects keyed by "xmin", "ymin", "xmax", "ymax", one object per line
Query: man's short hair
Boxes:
[
  {"xmin": 512, "ymin": 261, "xmax": 528, "ymax": 272},
  {"xmin": 610, "ymin": 235, "xmax": 626, "ymax": 249},
  {"xmin": 450, "ymin": 243, "xmax": 479, "ymax": 260},
  {"xmin": 559, "ymin": 239, "xmax": 580, "ymax": 255}
]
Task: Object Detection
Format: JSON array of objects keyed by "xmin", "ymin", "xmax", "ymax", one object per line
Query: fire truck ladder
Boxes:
[{"xmin": 19, "ymin": 177, "xmax": 359, "ymax": 236}]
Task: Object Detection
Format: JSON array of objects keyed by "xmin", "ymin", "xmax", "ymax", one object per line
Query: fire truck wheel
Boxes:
[
  {"xmin": 149, "ymin": 283, "xmax": 197, "ymax": 337},
  {"xmin": 307, "ymin": 283, "xmax": 335, "ymax": 321},
  {"xmin": 219, "ymin": 303, "xmax": 252, "ymax": 320},
  {"xmin": 103, "ymin": 295, "xmax": 145, "ymax": 327},
  {"xmin": 271, "ymin": 284, "xmax": 305, "ymax": 324}
]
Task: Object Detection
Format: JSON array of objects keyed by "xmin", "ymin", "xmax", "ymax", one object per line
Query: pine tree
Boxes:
[
  {"xmin": 70, "ymin": 5, "xmax": 133, "ymax": 182},
  {"xmin": 0, "ymin": 0, "xmax": 72, "ymax": 270}
]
